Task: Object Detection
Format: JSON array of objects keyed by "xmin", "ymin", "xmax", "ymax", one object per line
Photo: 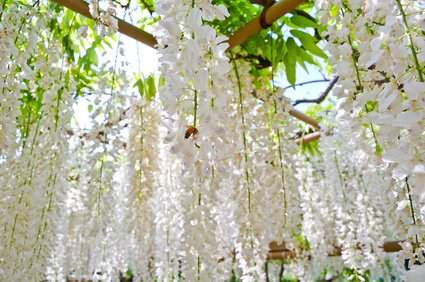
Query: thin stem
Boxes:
[
  {"xmin": 347, "ymin": 35, "xmax": 363, "ymax": 92},
  {"xmin": 193, "ymin": 90, "xmax": 198, "ymax": 127},
  {"xmin": 283, "ymin": 78, "xmax": 330, "ymax": 90},
  {"xmin": 405, "ymin": 177, "xmax": 420, "ymax": 249},
  {"xmin": 0, "ymin": 0, "xmax": 7, "ymax": 22},
  {"xmin": 369, "ymin": 123, "xmax": 382, "ymax": 156},
  {"xmin": 9, "ymin": 213, "xmax": 18, "ymax": 249},
  {"xmin": 97, "ymin": 159, "xmax": 104, "ymax": 217},
  {"xmin": 265, "ymin": 261, "xmax": 270, "ymax": 282},
  {"xmin": 274, "ymin": 100, "xmax": 287, "ymax": 228},
  {"xmin": 333, "ymin": 151, "xmax": 347, "ymax": 203},
  {"xmin": 395, "ymin": 0, "xmax": 424, "ymax": 82},
  {"xmin": 197, "ymin": 255, "xmax": 200, "ymax": 281},
  {"xmin": 232, "ymin": 55, "xmax": 251, "ymax": 213}
]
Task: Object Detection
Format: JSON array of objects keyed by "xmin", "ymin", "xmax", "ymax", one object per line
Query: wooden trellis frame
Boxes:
[{"xmin": 268, "ymin": 240, "xmax": 403, "ymax": 260}]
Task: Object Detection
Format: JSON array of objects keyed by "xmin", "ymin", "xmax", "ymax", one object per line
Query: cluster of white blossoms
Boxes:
[
  {"xmin": 226, "ymin": 61, "xmax": 302, "ymax": 281},
  {"xmin": 154, "ymin": 0, "xmax": 307, "ymax": 279},
  {"xmin": 125, "ymin": 97, "xmax": 161, "ymax": 282},
  {"xmin": 315, "ymin": 0, "xmax": 425, "ymax": 273},
  {"xmin": 291, "ymin": 119, "xmax": 397, "ymax": 280},
  {"xmin": 0, "ymin": 4, "xmax": 75, "ymax": 280},
  {"xmin": 89, "ymin": 0, "xmax": 119, "ymax": 37},
  {"xmin": 155, "ymin": 0, "xmax": 230, "ymax": 167},
  {"xmin": 50, "ymin": 51, "xmax": 133, "ymax": 281},
  {"xmin": 153, "ymin": 1, "xmax": 233, "ymax": 280},
  {"xmin": 2, "ymin": 0, "xmax": 425, "ymax": 281},
  {"xmin": 320, "ymin": 125, "xmax": 395, "ymax": 276}
]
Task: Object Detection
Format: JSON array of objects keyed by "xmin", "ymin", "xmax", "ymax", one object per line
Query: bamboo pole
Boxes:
[
  {"xmin": 288, "ymin": 109, "xmax": 320, "ymax": 130},
  {"xmin": 227, "ymin": 0, "xmax": 306, "ymax": 50},
  {"xmin": 295, "ymin": 131, "xmax": 320, "ymax": 145},
  {"xmin": 267, "ymin": 241, "xmax": 403, "ymax": 260},
  {"xmin": 51, "ymin": 0, "xmax": 307, "ymax": 51},
  {"xmin": 51, "ymin": 0, "xmax": 158, "ymax": 48}
]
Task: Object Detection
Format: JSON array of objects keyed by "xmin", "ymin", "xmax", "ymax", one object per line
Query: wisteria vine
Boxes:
[{"xmin": 0, "ymin": 0, "xmax": 424, "ymax": 281}]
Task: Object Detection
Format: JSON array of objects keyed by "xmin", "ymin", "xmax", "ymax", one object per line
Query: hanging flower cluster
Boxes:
[
  {"xmin": 315, "ymin": 0, "xmax": 425, "ymax": 271},
  {"xmin": 292, "ymin": 121, "xmax": 397, "ymax": 280},
  {"xmin": 226, "ymin": 61, "xmax": 303, "ymax": 281},
  {"xmin": 154, "ymin": 0, "xmax": 307, "ymax": 277},
  {"xmin": 88, "ymin": 0, "xmax": 119, "ymax": 37},
  {"xmin": 155, "ymin": 0, "xmax": 231, "ymax": 167},
  {"xmin": 154, "ymin": 1, "xmax": 234, "ymax": 280},
  {"xmin": 0, "ymin": 3, "xmax": 75, "ymax": 280},
  {"xmin": 125, "ymin": 97, "xmax": 161, "ymax": 282},
  {"xmin": 1, "ymin": 0, "xmax": 424, "ymax": 281},
  {"xmin": 51, "ymin": 46, "xmax": 134, "ymax": 281}
]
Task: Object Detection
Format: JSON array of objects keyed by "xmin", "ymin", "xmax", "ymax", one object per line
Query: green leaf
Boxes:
[
  {"xmin": 158, "ymin": 75, "xmax": 165, "ymax": 88},
  {"xmin": 330, "ymin": 5, "xmax": 340, "ymax": 17},
  {"xmin": 88, "ymin": 104, "xmax": 93, "ymax": 113},
  {"xmin": 134, "ymin": 78, "xmax": 145, "ymax": 97},
  {"xmin": 145, "ymin": 75, "xmax": 156, "ymax": 101},
  {"xmin": 297, "ymin": 47, "xmax": 316, "ymax": 66},
  {"xmin": 296, "ymin": 55, "xmax": 308, "ymax": 73},
  {"xmin": 283, "ymin": 38, "xmax": 297, "ymax": 87},
  {"xmin": 273, "ymin": 38, "xmax": 286, "ymax": 69},
  {"xmin": 290, "ymin": 29, "xmax": 327, "ymax": 59},
  {"xmin": 290, "ymin": 15, "xmax": 318, "ymax": 28},
  {"xmin": 89, "ymin": 48, "xmax": 98, "ymax": 65}
]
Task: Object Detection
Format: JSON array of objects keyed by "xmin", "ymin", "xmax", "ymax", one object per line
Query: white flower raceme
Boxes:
[
  {"xmin": 155, "ymin": 0, "xmax": 231, "ymax": 166},
  {"xmin": 154, "ymin": 0, "xmax": 233, "ymax": 280},
  {"xmin": 55, "ymin": 56, "xmax": 131, "ymax": 280},
  {"xmin": 297, "ymin": 155, "xmax": 337, "ymax": 272},
  {"xmin": 321, "ymin": 127, "xmax": 393, "ymax": 275},
  {"xmin": 0, "ymin": 5, "xmax": 75, "ymax": 280},
  {"xmin": 315, "ymin": 0, "xmax": 425, "ymax": 269},
  {"xmin": 218, "ymin": 60, "xmax": 303, "ymax": 281},
  {"xmin": 293, "ymin": 120, "xmax": 397, "ymax": 280},
  {"xmin": 88, "ymin": 0, "xmax": 119, "ymax": 37},
  {"xmin": 125, "ymin": 97, "xmax": 160, "ymax": 281}
]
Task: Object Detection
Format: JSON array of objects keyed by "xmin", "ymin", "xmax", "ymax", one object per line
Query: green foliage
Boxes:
[
  {"xmin": 290, "ymin": 14, "xmax": 318, "ymax": 28},
  {"xmin": 284, "ymin": 37, "xmax": 297, "ymax": 87},
  {"xmin": 290, "ymin": 30, "xmax": 327, "ymax": 59},
  {"xmin": 341, "ymin": 268, "xmax": 371, "ymax": 282},
  {"xmin": 134, "ymin": 74, "xmax": 157, "ymax": 101},
  {"xmin": 206, "ymin": 0, "xmax": 326, "ymax": 89},
  {"xmin": 226, "ymin": 269, "xmax": 241, "ymax": 282}
]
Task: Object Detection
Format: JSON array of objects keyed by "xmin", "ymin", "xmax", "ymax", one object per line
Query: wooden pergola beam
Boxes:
[
  {"xmin": 295, "ymin": 131, "xmax": 320, "ymax": 145},
  {"xmin": 228, "ymin": 0, "xmax": 306, "ymax": 50},
  {"xmin": 51, "ymin": 0, "xmax": 158, "ymax": 48},
  {"xmin": 289, "ymin": 109, "xmax": 320, "ymax": 130},
  {"xmin": 51, "ymin": 0, "xmax": 307, "ymax": 51},
  {"xmin": 267, "ymin": 240, "xmax": 403, "ymax": 260}
]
